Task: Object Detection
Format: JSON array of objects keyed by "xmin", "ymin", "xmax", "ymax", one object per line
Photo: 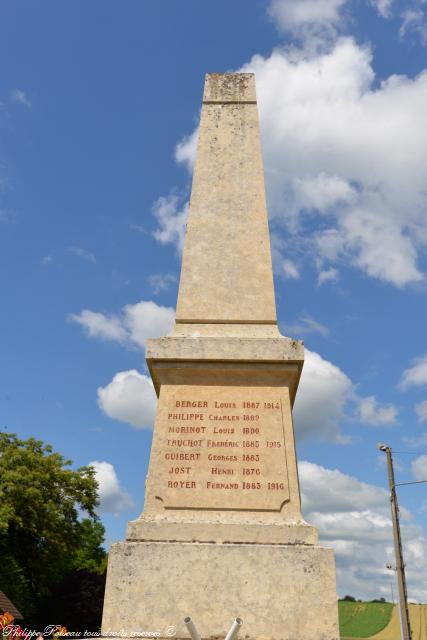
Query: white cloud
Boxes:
[
  {"xmin": 318, "ymin": 266, "xmax": 339, "ymax": 285},
  {"xmin": 148, "ymin": 272, "xmax": 177, "ymax": 295},
  {"xmin": 122, "ymin": 300, "xmax": 175, "ymax": 347},
  {"xmin": 300, "ymin": 460, "xmax": 388, "ymax": 514},
  {"xmin": 68, "ymin": 246, "xmax": 97, "ymax": 264},
  {"xmin": 89, "ymin": 460, "xmax": 134, "ymax": 515},
  {"xmin": 176, "ymin": 38, "xmax": 427, "ymax": 287},
  {"xmin": 152, "ymin": 193, "xmax": 188, "ymax": 253},
  {"xmin": 279, "ymin": 258, "xmax": 300, "ymax": 279},
  {"xmin": 400, "ymin": 8, "xmax": 427, "ymax": 45},
  {"xmin": 41, "ymin": 255, "xmax": 53, "ymax": 266},
  {"xmin": 69, "ymin": 309, "xmax": 128, "ymax": 343},
  {"xmin": 299, "ymin": 460, "xmax": 427, "ymax": 600},
  {"xmin": 369, "ymin": 0, "xmax": 393, "ymax": 18},
  {"xmin": 294, "ymin": 349, "xmax": 352, "ymax": 441},
  {"xmin": 293, "ymin": 172, "xmax": 357, "ymax": 213},
  {"xmin": 175, "ymin": 129, "xmax": 199, "ymax": 172},
  {"xmin": 415, "ymin": 400, "xmax": 427, "ymax": 423},
  {"xmin": 294, "ymin": 349, "xmax": 398, "ymax": 440},
  {"xmin": 268, "ymin": 0, "xmax": 348, "ymax": 41},
  {"xmin": 412, "ymin": 455, "xmax": 427, "ymax": 482},
  {"xmin": 400, "ymin": 354, "xmax": 427, "ymax": 389},
  {"xmin": 97, "ymin": 369, "xmax": 157, "ymax": 429},
  {"xmin": 356, "ymin": 395, "xmax": 397, "ymax": 425},
  {"xmin": 69, "ymin": 299, "xmax": 175, "ymax": 348},
  {"xmin": 270, "ymin": 234, "xmax": 301, "ymax": 279},
  {"xmin": 288, "ymin": 314, "xmax": 329, "ymax": 337},
  {"xmin": 10, "ymin": 89, "xmax": 31, "ymax": 108},
  {"xmin": 248, "ymin": 40, "xmax": 427, "ymax": 286},
  {"xmin": 268, "ymin": 0, "xmax": 393, "ymax": 40}
]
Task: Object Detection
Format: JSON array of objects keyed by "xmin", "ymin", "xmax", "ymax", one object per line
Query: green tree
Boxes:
[
  {"xmin": 73, "ymin": 518, "xmax": 108, "ymax": 574},
  {"xmin": 0, "ymin": 432, "xmax": 106, "ymax": 622}
]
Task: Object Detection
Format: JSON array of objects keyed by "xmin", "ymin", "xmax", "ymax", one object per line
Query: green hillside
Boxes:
[{"xmin": 339, "ymin": 601, "xmax": 394, "ymax": 638}]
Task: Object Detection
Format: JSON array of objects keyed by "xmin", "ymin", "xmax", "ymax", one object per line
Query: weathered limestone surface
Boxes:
[
  {"xmin": 103, "ymin": 543, "xmax": 339, "ymax": 640},
  {"xmin": 102, "ymin": 73, "xmax": 339, "ymax": 640},
  {"xmin": 175, "ymin": 73, "xmax": 276, "ymax": 325},
  {"xmin": 146, "ymin": 334, "xmax": 304, "ymax": 403}
]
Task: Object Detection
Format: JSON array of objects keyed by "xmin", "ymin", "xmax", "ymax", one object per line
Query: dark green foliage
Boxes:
[
  {"xmin": 39, "ymin": 569, "xmax": 106, "ymax": 631},
  {"xmin": 0, "ymin": 432, "xmax": 107, "ymax": 623}
]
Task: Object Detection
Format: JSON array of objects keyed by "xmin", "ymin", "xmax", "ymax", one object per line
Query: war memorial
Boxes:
[{"xmin": 101, "ymin": 73, "xmax": 340, "ymax": 640}]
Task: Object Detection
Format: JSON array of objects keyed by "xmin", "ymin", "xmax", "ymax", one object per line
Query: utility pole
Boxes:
[{"xmin": 378, "ymin": 444, "xmax": 412, "ymax": 640}]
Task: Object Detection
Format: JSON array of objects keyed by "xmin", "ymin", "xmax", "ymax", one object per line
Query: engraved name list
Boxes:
[{"xmin": 150, "ymin": 385, "xmax": 292, "ymax": 511}]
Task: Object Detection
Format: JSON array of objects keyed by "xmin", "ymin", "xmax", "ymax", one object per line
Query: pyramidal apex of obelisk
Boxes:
[{"xmin": 102, "ymin": 73, "xmax": 339, "ymax": 640}]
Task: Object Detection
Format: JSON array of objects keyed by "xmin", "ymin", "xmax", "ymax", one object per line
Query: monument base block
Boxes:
[
  {"xmin": 126, "ymin": 517, "xmax": 318, "ymax": 545},
  {"xmin": 102, "ymin": 541, "xmax": 339, "ymax": 640}
]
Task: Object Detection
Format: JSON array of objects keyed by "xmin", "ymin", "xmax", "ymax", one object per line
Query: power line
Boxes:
[
  {"xmin": 392, "ymin": 450, "xmax": 427, "ymax": 456},
  {"xmin": 395, "ymin": 480, "xmax": 427, "ymax": 487}
]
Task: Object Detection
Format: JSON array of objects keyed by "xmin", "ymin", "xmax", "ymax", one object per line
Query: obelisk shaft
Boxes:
[
  {"xmin": 102, "ymin": 73, "xmax": 339, "ymax": 640},
  {"xmin": 176, "ymin": 73, "xmax": 276, "ymax": 325}
]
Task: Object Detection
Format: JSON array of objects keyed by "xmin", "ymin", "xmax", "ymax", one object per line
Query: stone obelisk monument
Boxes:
[{"xmin": 102, "ymin": 73, "xmax": 339, "ymax": 640}]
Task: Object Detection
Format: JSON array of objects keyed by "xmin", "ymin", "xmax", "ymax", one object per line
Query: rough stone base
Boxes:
[{"xmin": 101, "ymin": 541, "xmax": 339, "ymax": 640}]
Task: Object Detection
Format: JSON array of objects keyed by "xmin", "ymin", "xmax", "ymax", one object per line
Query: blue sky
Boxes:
[{"xmin": 1, "ymin": 0, "xmax": 427, "ymax": 600}]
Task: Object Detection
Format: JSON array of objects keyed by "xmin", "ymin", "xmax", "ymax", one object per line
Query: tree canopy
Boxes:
[{"xmin": 0, "ymin": 432, "xmax": 106, "ymax": 623}]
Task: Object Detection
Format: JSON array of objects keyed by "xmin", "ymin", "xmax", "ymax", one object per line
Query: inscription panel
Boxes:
[{"xmin": 152, "ymin": 385, "xmax": 290, "ymax": 511}]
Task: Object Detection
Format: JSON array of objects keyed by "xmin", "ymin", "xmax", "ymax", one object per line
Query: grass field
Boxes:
[
  {"xmin": 340, "ymin": 602, "xmax": 427, "ymax": 639},
  {"xmin": 369, "ymin": 603, "xmax": 427, "ymax": 640},
  {"xmin": 339, "ymin": 601, "xmax": 394, "ymax": 638}
]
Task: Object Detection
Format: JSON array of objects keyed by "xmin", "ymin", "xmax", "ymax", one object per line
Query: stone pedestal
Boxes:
[
  {"xmin": 101, "ymin": 335, "xmax": 339, "ymax": 639},
  {"xmin": 102, "ymin": 542, "xmax": 339, "ymax": 640},
  {"xmin": 101, "ymin": 73, "xmax": 339, "ymax": 640}
]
